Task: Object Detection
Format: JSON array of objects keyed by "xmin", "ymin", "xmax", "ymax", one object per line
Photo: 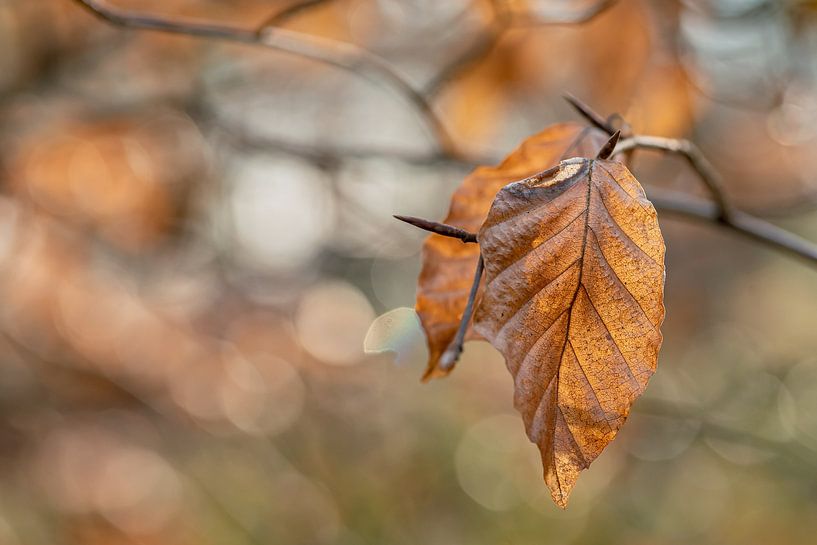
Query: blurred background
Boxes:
[{"xmin": 1, "ymin": 0, "xmax": 817, "ymax": 543}]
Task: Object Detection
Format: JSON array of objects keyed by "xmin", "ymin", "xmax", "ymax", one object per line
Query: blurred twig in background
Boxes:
[
  {"xmin": 73, "ymin": 0, "xmax": 817, "ymax": 268},
  {"xmin": 73, "ymin": 0, "xmax": 463, "ymax": 158},
  {"xmin": 0, "ymin": 0, "xmax": 815, "ymax": 542}
]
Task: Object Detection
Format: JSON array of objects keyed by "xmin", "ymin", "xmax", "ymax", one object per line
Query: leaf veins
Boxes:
[
  {"xmin": 416, "ymin": 123, "xmax": 610, "ymax": 381},
  {"xmin": 472, "ymin": 157, "xmax": 666, "ymax": 508}
]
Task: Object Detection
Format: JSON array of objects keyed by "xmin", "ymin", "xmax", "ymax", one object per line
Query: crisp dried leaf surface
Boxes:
[
  {"xmin": 416, "ymin": 123, "xmax": 609, "ymax": 381},
  {"xmin": 473, "ymin": 158, "xmax": 666, "ymax": 507}
]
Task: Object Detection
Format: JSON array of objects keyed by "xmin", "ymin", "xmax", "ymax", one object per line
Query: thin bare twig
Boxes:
[
  {"xmin": 646, "ymin": 187, "xmax": 817, "ymax": 264},
  {"xmin": 393, "ymin": 213, "xmax": 482, "ymax": 372},
  {"xmin": 617, "ymin": 137, "xmax": 817, "ymax": 265},
  {"xmin": 565, "ymin": 96, "xmax": 731, "ymax": 218},
  {"xmin": 68, "ymin": 0, "xmax": 817, "ymax": 269},
  {"xmin": 71, "ymin": 0, "xmax": 462, "ymax": 159},
  {"xmin": 562, "ymin": 97, "xmax": 817, "ymax": 266},
  {"xmin": 439, "ymin": 255, "xmax": 484, "ymax": 371},
  {"xmin": 615, "ymin": 135, "xmax": 733, "ymax": 220},
  {"xmin": 564, "ymin": 92, "xmax": 617, "ymax": 134},
  {"xmin": 393, "ymin": 215, "xmax": 478, "ymax": 243}
]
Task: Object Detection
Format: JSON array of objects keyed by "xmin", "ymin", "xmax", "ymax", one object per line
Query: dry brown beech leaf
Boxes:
[
  {"xmin": 473, "ymin": 157, "xmax": 666, "ymax": 508},
  {"xmin": 416, "ymin": 123, "xmax": 610, "ymax": 381}
]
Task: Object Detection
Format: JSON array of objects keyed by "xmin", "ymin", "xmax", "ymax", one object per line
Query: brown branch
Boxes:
[
  {"xmin": 70, "ymin": 0, "xmax": 462, "ymax": 159},
  {"xmin": 65, "ymin": 1, "xmax": 817, "ymax": 270},
  {"xmin": 647, "ymin": 188, "xmax": 817, "ymax": 264},
  {"xmin": 614, "ymin": 135, "xmax": 817, "ymax": 265},
  {"xmin": 565, "ymin": 94, "xmax": 817, "ymax": 266},
  {"xmin": 439, "ymin": 255, "xmax": 484, "ymax": 371},
  {"xmin": 616, "ymin": 135, "xmax": 733, "ymax": 220},
  {"xmin": 393, "ymin": 213, "xmax": 482, "ymax": 371},
  {"xmin": 393, "ymin": 215, "xmax": 478, "ymax": 243},
  {"xmin": 560, "ymin": 97, "xmax": 817, "ymax": 265},
  {"xmin": 564, "ymin": 93, "xmax": 617, "ymax": 134},
  {"xmin": 565, "ymin": 98, "xmax": 732, "ymax": 218}
]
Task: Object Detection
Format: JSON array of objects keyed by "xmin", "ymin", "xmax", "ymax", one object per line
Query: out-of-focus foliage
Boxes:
[{"xmin": 0, "ymin": 0, "xmax": 815, "ymax": 544}]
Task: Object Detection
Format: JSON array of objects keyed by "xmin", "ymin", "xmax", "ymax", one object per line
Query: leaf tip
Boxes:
[{"xmin": 546, "ymin": 470, "xmax": 576, "ymax": 509}]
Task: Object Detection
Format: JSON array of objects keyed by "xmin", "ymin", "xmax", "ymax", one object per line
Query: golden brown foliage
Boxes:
[
  {"xmin": 473, "ymin": 158, "xmax": 666, "ymax": 507},
  {"xmin": 416, "ymin": 123, "xmax": 609, "ymax": 380}
]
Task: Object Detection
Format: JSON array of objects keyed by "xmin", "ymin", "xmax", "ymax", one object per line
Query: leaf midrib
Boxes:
[{"xmin": 550, "ymin": 160, "xmax": 595, "ymax": 495}]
